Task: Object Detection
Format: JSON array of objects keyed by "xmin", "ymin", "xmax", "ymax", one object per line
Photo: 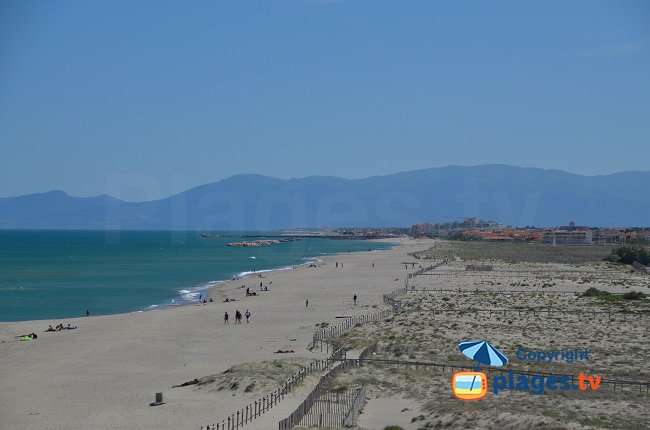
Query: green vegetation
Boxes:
[
  {"xmin": 581, "ymin": 287, "xmax": 621, "ymax": 302},
  {"xmin": 622, "ymin": 291, "xmax": 647, "ymax": 300},
  {"xmin": 579, "ymin": 288, "xmax": 645, "ymax": 302},
  {"xmin": 605, "ymin": 246, "xmax": 650, "ymax": 266}
]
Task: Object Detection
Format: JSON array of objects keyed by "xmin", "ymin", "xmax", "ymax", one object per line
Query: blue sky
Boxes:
[{"xmin": 1, "ymin": 0, "xmax": 649, "ymax": 201}]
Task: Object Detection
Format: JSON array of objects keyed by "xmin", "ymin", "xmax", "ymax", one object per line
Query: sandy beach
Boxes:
[
  {"xmin": 3, "ymin": 237, "xmax": 648, "ymax": 430},
  {"xmin": 0, "ymin": 237, "xmax": 429, "ymax": 430}
]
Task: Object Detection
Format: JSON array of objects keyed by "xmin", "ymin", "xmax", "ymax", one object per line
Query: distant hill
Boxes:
[{"xmin": 1, "ymin": 165, "xmax": 649, "ymax": 229}]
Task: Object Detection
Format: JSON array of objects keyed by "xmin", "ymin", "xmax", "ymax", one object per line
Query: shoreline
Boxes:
[
  {"xmin": 203, "ymin": 237, "xmax": 402, "ymax": 305},
  {"xmin": 135, "ymin": 238, "xmax": 400, "ymax": 321},
  {"xmin": 0, "ymin": 236, "xmax": 430, "ymax": 430},
  {"xmin": 0, "ymin": 238, "xmax": 399, "ymax": 324},
  {"xmin": 1, "ymin": 239, "xmax": 403, "ymax": 327}
]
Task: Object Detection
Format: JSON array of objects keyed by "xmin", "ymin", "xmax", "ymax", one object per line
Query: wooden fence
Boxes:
[
  {"xmin": 200, "ymin": 347, "xmax": 346, "ymax": 430},
  {"xmin": 312, "ymin": 309, "xmax": 393, "ymax": 352},
  {"xmin": 295, "ymin": 386, "xmax": 366, "ymax": 428},
  {"xmin": 399, "ymin": 288, "xmax": 650, "ymax": 319},
  {"xmin": 412, "ymin": 269, "xmax": 633, "ymax": 281},
  {"xmin": 358, "ymin": 342, "xmax": 378, "ymax": 362},
  {"xmin": 279, "ymin": 344, "xmax": 375, "ymax": 429},
  {"xmin": 382, "ymin": 287, "xmax": 407, "ymax": 313},
  {"xmin": 203, "ymin": 310, "xmax": 388, "ymax": 430},
  {"xmin": 408, "ymin": 261, "xmax": 446, "ymax": 278},
  {"xmin": 343, "ymin": 385, "xmax": 366, "ymax": 427},
  {"xmin": 409, "ymin": 286, "xmax": 593, "ymax": 295},
  {"xmin": 413, "ymin": 306, "xmax": 649, "ymax": 321},
  {"xmin": 275, "ymin": 345, "xmax": 649, "ymax": 430},
  {"xmin": 355, "ymin": 357, "xmax": 650, "ymax": 394}
]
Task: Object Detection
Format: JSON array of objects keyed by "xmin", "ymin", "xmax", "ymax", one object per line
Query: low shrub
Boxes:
[
  {"xmin": 622, "ymin": 291, "xmax": 646, "ymax": 300},
  {"xmin": 581, "ymin": 288, "xmax": 621, "ymax": 302}
]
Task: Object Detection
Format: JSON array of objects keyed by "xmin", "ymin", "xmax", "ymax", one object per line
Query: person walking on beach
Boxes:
[
  {"xmin": 245, "ymin": 309, "xmax": 251, "ymax": 323},
  {"xmin": 235, "ymin": 310, "xmax": 242, "ymax": 323},
  {"xmin": 305, "ymin": 299, "xmax": 309, "ymax": 308},
  {"xmin": 336, "ymin": 262, "xmax": 338, "ymax": 268},
  {"xmin": 353, "ymin": 294, "xmax": 357, "ymax": 306},
  {"xmin": 224, "ymin": 312, "xmax": 229, "ymax": 324}
]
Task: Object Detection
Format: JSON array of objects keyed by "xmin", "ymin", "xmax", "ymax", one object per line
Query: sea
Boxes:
[{"xmin": 0, "ymin": 230, "xmax": 393, "ymax": 322}]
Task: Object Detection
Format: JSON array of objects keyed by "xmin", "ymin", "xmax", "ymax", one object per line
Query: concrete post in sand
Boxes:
[{"xmin": 149, "ymin": 392, "xmax": 164, "ymax": 406}]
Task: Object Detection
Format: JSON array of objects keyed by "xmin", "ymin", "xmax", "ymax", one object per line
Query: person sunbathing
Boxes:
[
  {"xmin": 45, "ymin": 325, "xmax": 55, "ymax": 332},
  {"xmin": 66, "ymin": 323, "xmax": 77, "ymax": 330},
  {"xmin": 17, "ymin": 333, "xmax": 37, "ymax": 340}
]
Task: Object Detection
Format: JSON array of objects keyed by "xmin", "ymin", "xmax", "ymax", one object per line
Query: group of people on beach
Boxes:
[
  {"xmin": 224, "ymin": 309, "xmax": 251, "ymax": 324},
  {"xmin": 46, "ymin": 323, "xmax": 77, "ymax": 332},
  {"xmin": 244, "ymin": 283, "xmax": 270, "ymax": 296},
  {"xmin": 198, "ymin": 294, "xmax": 215, "ymax": 304}
]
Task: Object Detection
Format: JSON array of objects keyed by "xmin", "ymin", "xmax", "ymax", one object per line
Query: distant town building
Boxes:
[
  {"xmin": 410, "ymin": 218, "xmax": 504, "ymax": 238},
  {"xmin": 592, "ymin": 228, "xmax": 650, "ymax": 244},
  {"xmin": 412, "ymin": 218, "xmax": 647, "ymax": 244},
  {"xmin": 542, "ymin": 229, "xmax": 593, "ymax": 245}
]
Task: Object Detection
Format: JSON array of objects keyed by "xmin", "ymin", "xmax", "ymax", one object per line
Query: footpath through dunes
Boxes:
[
  {"xmin": 0, "ymin": 237, "xmax": 429, "ymax": 430},
  {"xmin": 293, "ymin": 242, "xmax": 650, "ymax": 430}
]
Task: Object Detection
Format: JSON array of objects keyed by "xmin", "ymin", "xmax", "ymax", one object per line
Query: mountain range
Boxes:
[{"xmin": 1, "ymin": 165, "xmax": 648, "ymax": 229}]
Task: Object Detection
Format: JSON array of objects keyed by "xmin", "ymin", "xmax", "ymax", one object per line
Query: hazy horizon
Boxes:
[
  {"xmin": 3, "ymin": 163, "xmax": 650, "ymax": 202},
  {"xmin": 2, "ymin": 1, "xmax": 649, "ymax": 201}
]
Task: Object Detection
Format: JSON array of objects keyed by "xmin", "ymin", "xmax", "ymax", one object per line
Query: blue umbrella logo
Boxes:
[{"xmin": 459, "ymin": 340, "xmax": 508, "ymax": 370}]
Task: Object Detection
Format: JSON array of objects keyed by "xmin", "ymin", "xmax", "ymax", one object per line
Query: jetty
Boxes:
[
  {"xmin": 226, "ymin": 238, "xmax": 300, "ymax": 247},
  {"xmin": 200, "ymin": 233, "xmax": 395, "ymax": 240}
]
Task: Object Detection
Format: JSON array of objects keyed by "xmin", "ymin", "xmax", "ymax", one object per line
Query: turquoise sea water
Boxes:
[{"xmin": 0, "ymin": 231, "xmax": 393, "ymax": 322}]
